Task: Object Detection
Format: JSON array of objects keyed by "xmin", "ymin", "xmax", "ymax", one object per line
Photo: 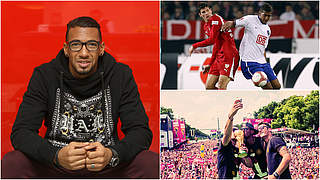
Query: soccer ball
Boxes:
[{"xmin": 252, "ymin": 71, "xmax": 268, "ymax": 87}]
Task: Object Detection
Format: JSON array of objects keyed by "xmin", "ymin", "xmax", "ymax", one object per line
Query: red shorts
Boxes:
[{"xmin": 208, "ymin": 52, "xmax": 239, "ymax": 81}]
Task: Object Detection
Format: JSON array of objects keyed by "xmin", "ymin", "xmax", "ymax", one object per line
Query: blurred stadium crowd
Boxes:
[
  {"xmin": 162, "ymin": 1, "xmax": 319, "ymax": 21},
  {"xmin": 161, "ymin": 136, "xmax": 319, "ymax": 179}
]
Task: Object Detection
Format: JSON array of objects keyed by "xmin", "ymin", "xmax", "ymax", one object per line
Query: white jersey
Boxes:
[{"xmin": 235, "ymin": 15, "xmax": 271, "ymax": 63}]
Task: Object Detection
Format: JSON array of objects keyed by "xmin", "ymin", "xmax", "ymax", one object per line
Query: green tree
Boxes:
[
  {"xmin": 160, "ymin": 107, "xmax": 209, "ymax": 139},
  {"xmin": 185, "ymin": 123, "xmax": 193, "ymax": 140},
  {"xmin": 160, "ymin": 106, "xmax": 174, "ymax": 119},
  {"xmin": 194, "ymin": 128, "xmax": 209, "ymax": 139},
  {"xmin": 254, "ymin": 101, "xmax": 282, "ymax": 128},
  {"xmin": 184, "ymin": 123, "xmax": 209, "ymax": 139},
  {"xmin": 254, "ymin": 91, "xmax": 319, "ymax": 132},
  {"xmin": 273, "ymin": 95, "xmax": 305, "ymax": 129},
  {"xmin": 254, "ymin": 101, "xmax": 279, "ymax": 119},
  {"xmin": 301, "ymin": 90, "xmax": 319, "ymax": 131}
]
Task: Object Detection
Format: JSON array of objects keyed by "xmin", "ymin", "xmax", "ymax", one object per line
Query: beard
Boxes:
[
  {"xmin": 69, "ymin": 59, "xmax": 97, "ymax": 78},
  {"xmin": 76, "ymin": 67, "xmax": 92, "ymax": 75}
]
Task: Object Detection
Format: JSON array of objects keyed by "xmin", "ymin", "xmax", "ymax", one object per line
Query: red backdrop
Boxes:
[{"xmin": 1, "ymin": 1, "xmax": 159, "ymax": 158}]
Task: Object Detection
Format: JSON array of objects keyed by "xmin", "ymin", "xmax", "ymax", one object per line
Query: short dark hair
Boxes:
[
  {"xmin": 198, "ymin": 2, "xmax": 209, "ymax": 14},
  {"xmin": 260, "ymin": 2, "xmax": 273, "ymax": 13},
  {"xmin": 66, "ymin": 16, "xmax": 102, "ymax": 41},
  {"xmin": 242, "ymin": 122, "xmax": 259, "ymax": 134},
  {"xmin": 258, "ymin": 122, "xmax": 271, "ymax": 128}
]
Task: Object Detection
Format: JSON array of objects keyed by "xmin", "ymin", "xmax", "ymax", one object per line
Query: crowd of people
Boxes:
[
  {"xmin": 161, "ymin": 140, "xmax": 219, "ymax": 179},
  {"xmin": 289, "ymin": 147, "xmax": 319, "ymax": 179},
  {"xmin": 162, "ymin": 1, "xmax": 318, "ymax": 21},
  {"xmin": 160, "ymin": 139, "xmax": 319, "ymax": 179},
  {"xmin": 282, "ymin": 134, "xmax": 319, "ymax": 147}
]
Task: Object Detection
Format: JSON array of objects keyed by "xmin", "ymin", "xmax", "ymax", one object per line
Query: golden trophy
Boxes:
[{"xmin": 234, "ymin": 130, "xmax": 248, "ymax": 158}]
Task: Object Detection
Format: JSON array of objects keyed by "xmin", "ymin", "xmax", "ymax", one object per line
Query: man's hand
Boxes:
[
  {"xmin": 85, "ymin": 142, "xmax": 113, "ymax": 171},
  {"xmin": 240, "ymin": 146, "xmax": 248, "ymax": 153},
  {"xmin": 268, "ymin": 174, "xmax": 276, "ymax": 179},
  {"xmin": 221, "ymin": 21, "xmax": 234, "ymax": 32},
  {"xmin": 57, "ymin": 142, "xmax": 89, "ymax": 170},
  {"xmin": 222, "ymin": 101, "xmax": 243, "ymax": 146},
  {"xmin": 188, "ymin": 46, "xmax": 195, "ymax": 56},
  {"xmin": 202, "ymin": 65, "xmax": 210, "ymax": 74},
  {"xmin": 228, "ymin": 101, "xmax": 243, "ymax": 120}
]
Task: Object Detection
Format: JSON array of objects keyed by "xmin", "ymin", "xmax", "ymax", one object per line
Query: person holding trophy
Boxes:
[
  {"xmin": 217, "ymin": 99, "xmax": 269, "ymax": 179},
  {"xmin": 217, "ymin": 98, "xmax": 249, "ymax": 178},
  {"xmin": 234, "ymin": 129, "xmax": 248, "ymax": 158},
  {"xmin": 241, "ymin": 122, "xmax": 268, "ymax": 179}
]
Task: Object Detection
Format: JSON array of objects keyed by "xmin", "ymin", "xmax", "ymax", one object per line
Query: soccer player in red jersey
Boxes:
[{"xmin": 189, "ymin": 3, "xmax": 239, "ymax": 90}]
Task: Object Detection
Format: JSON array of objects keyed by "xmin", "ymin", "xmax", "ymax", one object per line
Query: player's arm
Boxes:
[
  {"xmin": 221, "ymin": 15, "xmax": 249, "ymax": 32},
  {"xmin": 221, "ymin": 114, "xmax": 233, "ymax": 146},
  {"xmin": 222, "ymin": 102, "xmax": 243, "ymax": 146},
  {"xmin": 109, "ymin": 66, "xmax": 152, "ymax": 164},
  {"xmin": 11, "ymin": 68, "xmax": 59, "ymax": 166},
  {"xmin": 193, "ymin": 28, "xmax": 219, "ymax": 48},
  {"xmin": 220, "ymin": 21, "xmax": 235, "ymax": 32},
  {"xmin": 189, "ymin": 18, "xmax": 220, "ymax": 55},
  {"xmin": 270, "ymin": 146, "xmax": 291, "ymax": 178}
]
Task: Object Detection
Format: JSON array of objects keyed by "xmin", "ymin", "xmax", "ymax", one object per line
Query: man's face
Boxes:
[
  {"xmin": 242, "ymin": 127, "xmax": 252, "ymax": 138},
  {"xmin": 199, "ymin": 7, "xmax": 213, "ymax": 22},
  {"xmin": 231, "ymin": 127, "xmax": 238, "ymax": 139},
  {"xmin": 64, "ymin": 27, "xmax": 105, "ymax": 79},
  {"xmin": 286, "ymin": 5, "xmax": 292, "ymax": 12},
  {"xmin": 258, "ymin": 124, "xmax": 269, "ymax": 138},
  {"xmin": 259, "ymin": 10, "xmax": 272, "ymax": 24}
]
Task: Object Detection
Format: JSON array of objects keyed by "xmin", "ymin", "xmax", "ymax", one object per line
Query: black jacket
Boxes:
[{"xmin": 11, "ymin": 49, "xmax": 152, "ymax": 166}]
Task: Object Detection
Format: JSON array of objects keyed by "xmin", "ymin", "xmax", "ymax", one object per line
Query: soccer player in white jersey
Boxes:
[{"xmin": 221, "ymin": 3, "xmax": 281, "ymax": 89}]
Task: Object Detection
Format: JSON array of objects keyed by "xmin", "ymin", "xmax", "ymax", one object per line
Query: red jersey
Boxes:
[{"xmin": 192, "ymin": 14, "xmax": 238, "ymax": 66}]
